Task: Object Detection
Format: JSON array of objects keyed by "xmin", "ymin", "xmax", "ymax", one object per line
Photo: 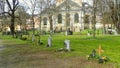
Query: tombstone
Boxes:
[
  {"xmin": 114, "ymin": 31, "xmax": 118, "ymax": 35},
  {"xmin": 68, "ymin": 30, "xmax": 73, "ymax": 35},
  {"xmin": 65, "ymin": 31, "xmax": 68, "ymax": 36},
  {"xmin": 66, "ymin": 28, "xmax": 73, "ymax": 35},
  {"xmin": 107, "ymin": 28, "xmax": 112, "ymax": 34},
  {"xmin": 69, "ymin": 31, "xmax": 73, "ymax": 35},
  {"xmin": 87, "ymin": 31, "xmax": 91, "ymax": 36},
  {"xmin": 112, "ymin": 29, "xmax": 118, "ymax": 35},
  {"xmin": 47, "ymin": 37, "xmax": 52, "ymax": 47},
  {"xmin": 87, "ymin": 32, "xmax": 90, "ymax": 36},
  {"xmin": 64, "ymin": 40, "xmax": 70, "ymax": 51}
]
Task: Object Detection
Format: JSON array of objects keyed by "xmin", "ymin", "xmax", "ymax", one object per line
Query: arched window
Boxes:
[
  {"xmin": 66, "ymin": 13, "xmax": 70, "ymax": 26},
  {"xmin": 74, "ymin": 13, "xmax": 79, "ymax": 23},
  {"xmin": 58, "ymin": 14, "xmax": 62, "ymax": 23},
  {"xmin": 43, "ymin": 17, "xmax": 47, "ymax": 25}
]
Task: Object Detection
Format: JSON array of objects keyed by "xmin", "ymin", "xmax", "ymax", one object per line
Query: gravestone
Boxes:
[
  {"xmin": 47, "ymin": 37, "xmax": 52, "ymax": 47},
  {"xmin": 66, "ymin": 28, "xmax": 73, "ymax": 35},
  {"xmin": 107, "ymin": 27, "xmax": 112, "ymax": 34},
  {"xmin": 87, "ymin": 31, "xmax": 92, "ymax": 36},
  {"xmin": 112, "ymin": 30, "xmax": 118, "ymax": 35},
  {"xmin": 87, "ymin": 32, "xmax": 90, "ymax": 36},
  {"xmin": 64, "ymin": 40, "xmax": 70, "ymax": 51}
]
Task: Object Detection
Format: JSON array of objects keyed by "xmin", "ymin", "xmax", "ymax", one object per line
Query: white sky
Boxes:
[{"xmin": 19, "ymin": 0, "xmax": 47, "ymax": 14}]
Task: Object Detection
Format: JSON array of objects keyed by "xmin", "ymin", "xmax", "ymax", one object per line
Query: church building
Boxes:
[{"xmin": 40, "ymin": 0, "xmax": 94, "ymax": 32}]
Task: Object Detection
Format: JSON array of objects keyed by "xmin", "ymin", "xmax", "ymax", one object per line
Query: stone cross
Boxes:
[{"xmin": 96, "ymin": 45, "xmax": 104, "ymax": 56}]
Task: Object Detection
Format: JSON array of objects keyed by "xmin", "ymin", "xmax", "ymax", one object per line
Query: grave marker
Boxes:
[
  {"xmin": 47, "ymin": 37, "xmax": 52, "ymax": 47},
  {"xmin": 96, "ymin": 45, "xmax": 104, "ymax": 56},
  {"xmin": 64, "ymin": 40, "xmax": 70, "ymax": 51}
]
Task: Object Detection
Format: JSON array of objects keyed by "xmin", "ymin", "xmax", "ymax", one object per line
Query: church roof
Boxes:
[
  {"xmin": 56, "ymin": 0, "xmax": 81, "ymax": 9},
  {"xmin": 40, "ymin": 0, "xmax": 82, "ymax": 15}
]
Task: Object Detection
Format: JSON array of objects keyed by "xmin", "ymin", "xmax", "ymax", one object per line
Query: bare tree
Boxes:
[
  {"xmin": 23, "ymin": 0, "xmax": 38, "ymax": 41},
  {"xmin": 15, "ymin": 6, "xmax": 29, "ymax": 38},
  {"xmin": 97, "ymin": 0, "xmax": 120, "ymax": 34},
  {"xmin": 108, "ymin": 0, "xmax": 120, "ymax": 33},
  {"xmin": 37, "ymin": 0, "xmax": 46, "ymax": 45},
  {"xmin": 5, "ymin": 0, "xmax": 19, "ymax": 36},
  {"xmin": 83, "ymin": 14, "xmax": 89, "ymax": 29},
  {"xmin": 92, "ymin": 0, "xmax": 97, "ymax": 38},
  {"xmin": 46, "ymin": 0, "xmax": 56, "ymax": 37},
  {"xmin": 23, "ymin": 0, "xmax": 49, "ymax": 43},
  {"xmin": 0, "ymin": 0, "xmax": 5, "ymax": 33}
]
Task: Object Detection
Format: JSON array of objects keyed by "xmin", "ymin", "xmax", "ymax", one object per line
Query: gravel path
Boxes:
[{"xmin": 0, "ymin": 40, "xmax": 5, "ymax": 51}]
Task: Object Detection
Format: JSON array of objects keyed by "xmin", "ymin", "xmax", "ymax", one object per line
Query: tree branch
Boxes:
[
  {"xmin": 6, "ymin": 0, "xmax": 12, "ymax": 10},
  {"xmin": 0, "ymin": 12, "xmax": 12, "ymax": 16},
  {"xmin": 13, "ymin": 0, "xmax": 19, "ymax": 10}
]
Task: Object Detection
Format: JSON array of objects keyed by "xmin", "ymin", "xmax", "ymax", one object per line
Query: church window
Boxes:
[
  {"xmin": 43, "ymin": 17, "xmax": 47, "ymax": 25},
  {"xmin": 58, "ymin": 14, "xmax": 62, "ymax": 23},
  {"xmin": 74, "ymin": 13, "xmax": 79, "ymax": 23}
]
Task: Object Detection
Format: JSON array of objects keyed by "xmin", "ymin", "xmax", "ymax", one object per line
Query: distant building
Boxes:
[{"xmin": 40, "ymin": 0, "xmax": 96, "ymax": 32}]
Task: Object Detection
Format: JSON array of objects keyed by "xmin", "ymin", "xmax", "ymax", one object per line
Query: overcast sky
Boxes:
[{"xmin": 0, "ymin": 0, "xmax": 93, "ymax": 14}]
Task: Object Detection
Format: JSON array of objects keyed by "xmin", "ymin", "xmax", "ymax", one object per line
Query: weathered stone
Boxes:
[{"xmin": 64, "ymin": 40, "xmax": 70, "ymax": 51}]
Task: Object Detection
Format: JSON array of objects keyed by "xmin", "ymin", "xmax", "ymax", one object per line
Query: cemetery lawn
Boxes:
[{"xmin": 0, "ymin": 35, "xmax": 120, "ymax": 68}]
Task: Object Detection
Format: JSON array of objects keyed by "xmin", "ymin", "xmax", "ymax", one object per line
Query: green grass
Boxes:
[
  {"xmin": 0, "ymin": 35, "xmax": 120, "ymax": 67},
  {"xmin": 39, "ymin": 35, "xmax": 120, "ymax": 64}
]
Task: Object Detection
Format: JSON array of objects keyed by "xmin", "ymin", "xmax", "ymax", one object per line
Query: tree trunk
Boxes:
[
  {"xmin": 93, "ymin": 11, "xmax": 96, "ymax": 38},
  {"xmin": 38, "ymin": 17, "xmax": 41, "ymax": 45},
  {"xmin": 32, "ymin": 19, "xmax": 35, "ymax": 42},
  {"xmin": 103, "ymin": 23, "xmax": 106, "ymax": 34},
  {"xmin": 116, "ymin": 23, "xmax": 120, "ymax": 33},
  {"xmin": 49, "ymin": 16, "xmax": 53, "ymax": 37},
  {"xmin": 93, "ymin": 22, "xmax": 96, "ymax": 38},
  {"xmin": 93, "ymin": 0, "xmax": 96, "ymax": 38},
  {"xmin": 10, "ymin": 15, "xmax": 15, "ymax": 37}
]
